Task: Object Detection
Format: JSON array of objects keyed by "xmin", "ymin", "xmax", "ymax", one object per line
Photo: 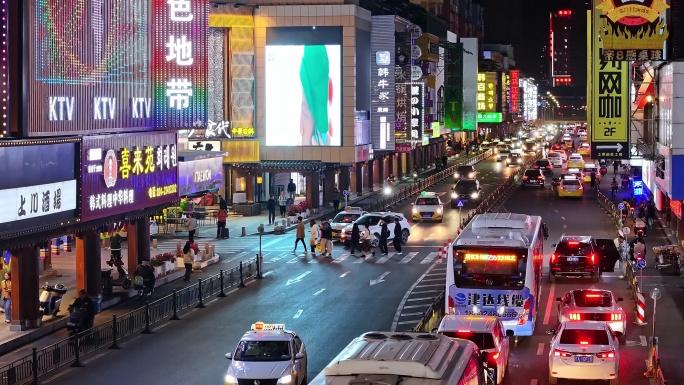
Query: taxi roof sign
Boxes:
[
  {"xmin": 251, "ymin": 322, "xmax": 286, "ymax": 331},
  {"xmin": 421, "ymin": 191, "xmax": 436, "ymax": 196},
  {"xmin": 343, "ymin": 206, "xmax": 363, "ymax": 212}
]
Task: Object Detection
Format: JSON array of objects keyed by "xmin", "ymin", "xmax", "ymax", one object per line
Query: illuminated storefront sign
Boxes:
[
  {"xmin": 477, "ymin": 112, "xmax": 503, "ymax": 123},
  {"xmin": 444, "ymin": 42, "xmax": 464, "ymax": 131},
  {"xmin": 477, "ymin": 72, "xmax": 498, "ymax": 113},
  {"xmin": 179, "ymin": 157, "xmax": 223, "ymax": 195},
  {"xmin": 189, "ymin": 140, "xmax": 221, "ymax": 151},
  {"xmin": 370, "ymin": 15, "xmax": 396, "ymax": 151},
  {"xmin": 595, "ymin": 0, "xmax": 669, "ymax": 61},
  {"xmin": 521, "ymin": 79, "xmax": 538, "ymax": 121},
  {"xmin": 0, "ymin": 181, "xmax": 77, "ymax": 224},
  {"xmin": 464, "ymin": 253, "xmax": 517, "ymax": 262},
  {"xmin": 501, "ymin": 73, "xmax": 509, "ymax": 121},
  {"xmin": 395, "ymin": 31, "xmax": 412, "ymax": 141},
  {"xmin": 81, "ymin": 132, "xmax": 179, "ymax": 221},
  {"xmin": 509, "ymin": 70, "xmax": 520, "ymax": 114},
  {"xmin": 152, "ymin": 0, "xmax": 208, "ymax": 128},
  {"xmin": 221, "ymin": 140, "xmax": 261, "ymax": 163},
  {"xmin": 410, "ymin": 84, "xmax": 424, "ymax": 140}
]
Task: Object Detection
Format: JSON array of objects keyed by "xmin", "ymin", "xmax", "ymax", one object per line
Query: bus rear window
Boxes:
[{"xmin": 453, "ymin": 248, "xmax": 528, "ymax": 289}]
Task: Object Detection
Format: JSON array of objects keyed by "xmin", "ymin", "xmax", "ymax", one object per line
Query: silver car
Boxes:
[{"xmin": 556, "ymin": 289, "xmax": 627, "ymax": 342}]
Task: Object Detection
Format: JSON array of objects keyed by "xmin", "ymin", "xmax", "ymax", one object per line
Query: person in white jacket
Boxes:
[
  {"xmin": 359, "ymin": 224, "xmax": 376, "ymax": 258},
  {"xmin": 309, "ymin": 219, "xmax": 320, "ymax": 256}
]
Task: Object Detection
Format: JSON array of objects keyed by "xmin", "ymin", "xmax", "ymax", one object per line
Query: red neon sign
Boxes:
[{"xmin": 509, "ymin": 70, "xmax": 520, "ymax": 113}]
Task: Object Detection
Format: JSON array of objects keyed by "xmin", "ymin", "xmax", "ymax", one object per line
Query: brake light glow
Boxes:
[
  {"xmin": 568, "ymin": 241, "xmax": 579, "ymax": 245},
  {"xmin": 554, "ymin": 349, "xmax": 572, "ymax": 357},
  {"xmin": 546, "ymin": 165, "xmax": 552, "ymax": 169},
  {"xmin": 590, "ymin": 253, "xmax": 595, "ymax": 264},
  {"xmin": 569, "ymin": 313, "xmax": 581, "ymax": 320},
  {"xmin": 457, "ymin": 329, "xmax": 471, "ymax": 333},
  {"xmin": 490, "ymin": 353, "xmax": 500, "ymax": 360},
  {"xmin": 580, "ymin": 341, "xmax": 589, "ymax": 345},
  {"xmin": 551, "ymin": 253, "xmax": 557, "ymax": 263},
  {"xmin": 585, "ymin": 294, "xmax": 600, "ymax": 298},
  {"xmin": 537, "ymin": 176, "xmax": 544, "ymax": 179},
  {"xmin": 596, "ymin": 351, "xmax": 615, "ymax": 358},
  {"xmin": 448, "ymin": 296, "xmax": 454, "ymax": 315},
  {"xmin": 523, "ymin": 175, "xmax": 528, "ymax": 179},
  {"xmin": 610, "ymin": 313, "xmax": 622, "ymax": 321}
]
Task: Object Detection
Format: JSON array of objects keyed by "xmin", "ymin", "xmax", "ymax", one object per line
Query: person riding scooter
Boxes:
[
  {"xmin": 134, "ymin": 260, "xmax": 155, "ymax": 297},
  {"xmin": 66, "ymin": 290, "xmax": 95, "ymax": 335}
]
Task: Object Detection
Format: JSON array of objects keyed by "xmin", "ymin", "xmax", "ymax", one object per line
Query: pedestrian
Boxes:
[
  {"xmin": 182, "ymin": 241, "xmax": 194, "ymax": 283},
  {"xmin": 614, "ymin": 234, "xmax": 629, "ymax": 279},
  {"xmin": 216, "ymin": 208, "xmax": 227, "ymax": 238},
  {"xmin": 333, "ymin": 187, "xmax": 341, "ymax": 211},
  {"xmin": 278, "ymin": 192, "xmax": 288, "ymax": 218},
  {"xmin": 360, "ymin": 224, "xmax": 376, "ymax": 258},
  {"xmin": 294, "ymin": 216, "xmax": 306, "ymax": 253},
  {"xmin": 287, "ymin": 179, "xmax": 297, "ymax": 201},
  {"xmin": 267, "ymin": 194, "xmax": 276, "ymax": 224},
  {"xmin": 184, "ymin": 213, "xmax": 197, "ymax": 243},
  {"xmin": 595, "ymin": 170, "xmax": 602, "ymax": 186},
  {"xmin": 613, "ymin": 160, "xmax": 619, "ymax": 174},
  {"xmin": 218, "ymin": 194, "xmax": 228, "ymax": 211},
  {"xmin": 378, "ymin": 219, "xmax": 390, "ymax": 256},
  {"xmin": 319, "ymin": 218, "xmax": 333, "ymax": 257},
  {"xmin": 1, "ymin": 272, "xmax": 10, "ymax": 323},
  {"xmin": 590, "ymin": 171, "xmax": 596, "ymax": 189},
  {"xmin": 309, "ymin": 219, "xmax": 320, "ymax": 256},
  {"xmin": 610, "ymin": 178, "xmax": 618, "ymax": 199},
  {"xmin": 392, "ymin": 218, "xmax": 403, "ymax": 255},
  {"xmin": 647, "ymin": 200, "xmax": 656, "ymax": 229},
  {"xmin": 350, "ymin": 223, "xmax": 360, "ymax": 256}
]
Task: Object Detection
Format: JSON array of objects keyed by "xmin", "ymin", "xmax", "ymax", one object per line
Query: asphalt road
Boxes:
[{"xmin": 37, "ymin": 152, "xmax": 529, "ymax": 385}]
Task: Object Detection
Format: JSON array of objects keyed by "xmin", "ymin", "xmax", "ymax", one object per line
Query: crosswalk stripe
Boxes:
[
  {"xmin": 375, "ymin": 252, "xmax": 394, "ymax": 264},
  {"xmin": 332, "ymin": 253, "xmax": 350, "ymax": 264},
  {"xmin": 353, "ymin": 255, "xmax": 366, "ymax": 263},
  {"xmin": 398, "ymin": 252, "xmax": 418, "ymax": 264},
  {"xmin": 286, "ymin": 257, "xmax": 299, "ymax": 264},
  {"xmin": 420, "ymin": 252, "xmax": 439, "ymax": 264},
  {"xmin": 264, "ymin": 253, "xmax": 288, "ymax": 264}
]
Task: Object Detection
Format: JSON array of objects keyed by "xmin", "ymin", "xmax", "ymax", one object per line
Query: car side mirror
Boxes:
[
  {"xmin": 225, "ymin": 353, "xmax": 233, "ymax": 360},
  {"xmin": 295, "ymin": 353, "xmax": 305, "ymax": 360},
  {"xmin": 547, "ymin": 329, "xmax": 556, "ymax": 335},
  {"xmin": 552, "ymin": 243, "xmax": 557, "ymax": 248},
  {"xmin": 505, "ymin": 330, "xmax": 514, "ymax": 338},
  {"xmin": 617, "ymin": 297, "xmax": 624, "ymax": 302},
  {"xmin": 555, "ymin": 297, "xmax": 562, "ymax": 302}
]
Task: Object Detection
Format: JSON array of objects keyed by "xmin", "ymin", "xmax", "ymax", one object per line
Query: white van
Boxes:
[{"xmin": 309, "ymin": 332, "xmax": 487, "ymax": 385}]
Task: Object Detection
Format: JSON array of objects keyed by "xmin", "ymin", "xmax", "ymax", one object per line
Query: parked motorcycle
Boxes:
[
  {"xmin": 39, "ymin": 283, "xmax": 67, "ymax": 318},
  {"xmin": 66, "ymin": 306, "xmax": 94, "ymax": 337}
]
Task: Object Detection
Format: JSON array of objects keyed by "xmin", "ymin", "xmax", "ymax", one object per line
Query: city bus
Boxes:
[{"xmin": 445, "ymin": 213, "xmax": 544, "ymax": 345}]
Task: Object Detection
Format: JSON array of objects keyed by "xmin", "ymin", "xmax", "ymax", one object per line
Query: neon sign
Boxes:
[
  {"xmin": 464, "ymin": 254, "xmax": 517, "ymax": 262},
  {"xmin": 148, "ymin": 184, "xmax": 178, "ymax": 199}
]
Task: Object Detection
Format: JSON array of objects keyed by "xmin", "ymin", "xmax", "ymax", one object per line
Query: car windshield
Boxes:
[
  {"xmin": 416, "ymin": 197, "xmax": 440, "ymax": 205},
  {"xmin": 536, "ymin": 161, "xmax": 550, "ymax": 166},
  {"xmin": 440, "ymin": 331, "xmax": 496, "ymax": 350},
  {"xmin": 573, "ymin": 291, "xmax": 613, "ymax": 307},
  {"xmin": 525, "ymin": 170, "xmax": 542, "ymax": 177},
  {"xmin": 234, "ymin": 340, "xmax": 291, "ymax": 361},
  {"xmin": 497, "ymin": 145, "xmax": 508, "ymax": 150},
  {"xmin": 457, "ymin": 166, "xmax": 474, "ymax": 173},
  {"xmin": 548, "ymin": 153, "xmax": 561, "ymax": 158},
  {"xmin": 332, "ymin": 213, "xmax": 360, "ymax": 223},
  {"xmin": 355, "ymin": 215, "xmax": 381, "ymax": 226},
  {"xmin": 559, "ymin": 329, "xmax": 610, "ymax": 345},
  {"xmin": 455, "ymin": 181, "xmax": 477, "ymax": 191},
  {"xmin": 555, "ymin": 241, "xmax": 591, "ymax": 255}
]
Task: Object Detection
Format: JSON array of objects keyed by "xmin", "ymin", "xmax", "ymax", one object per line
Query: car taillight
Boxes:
[
  {"xmin": 533, "ymin": 165, "xmax": 539, "ymax": 168},
  {"xmin": 523, "ymin": 175, "xmax": 528, "ymax": 179},
  {"xmin": 448, "ymin": 296, "xmax": 454, "ymax": 314},
  {"xmin": 490, "ymin": 352, "xmax": 500, "ymax": 361},
  {"xmin": 560, "ymin": 186, "xmax": 565, "ymax": 190},
  {"xmin": 610, "ymin": 313, "xmax": 622, "ymax": 321},
  {"xmin": 568, "ymin": 313, "xmax": 581, "ymax": 320},
  {"xmin": 550, "ymin": 253, "xmax": 557, "ymax": 263},
  {"xmin": 589, "ymin": 253, "xmax": 595, "ymax": 264},
  {"xmin": 537, "ymin": 176, "xmax": 544, "ymax": 180},
  {"xmin": 554, "ymin": 349, "xmax": 572, "ymax": 357},
  {"xmin": 546, "ymin": 165, "xmax": 552, "ymax": 169},
  {"xmin": 596, "ymin": 351, "xmax": 615, "ymax": 359}
]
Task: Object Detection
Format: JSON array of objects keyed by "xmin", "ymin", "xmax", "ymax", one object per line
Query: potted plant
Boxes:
[
  {"xmin": 161, "ymin": 252, "xmax": 177, "ymax": 274},
  {"xmin": 297, "ymin": 201, "xmax": 312, "ymax": 217},
  {"xmin": 287, "ymin": 205, "xmax": 301, "ymax": 224},
  {"xmin": 150, "ymin": 256, "xmax": 165, "ymax": 277}
]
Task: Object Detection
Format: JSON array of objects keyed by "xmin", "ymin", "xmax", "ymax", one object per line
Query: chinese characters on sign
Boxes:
[
  {"xmin": 395, "ymin": 32, "xmax": 411, "ymax": 141},
  {"xmin": 410, "ymin": 84, "xmax": 424, "ymax": 140},
  {"xmin": 501, "ymin": 73, "xmax": 509, "ymax": 121},
  {"xmin": 444, "ymin": 42, "xmax": 464, "ymax": 131},
  {"xmin": 154, "ymin": 0, "xmax": 208, "ymax": 128},
  {"xmin": 508, "ymin": 70, "xmax": 519, "ymax": 114},
  {"xmin": 477, "ymin": 72, "xmax": 499, "ymax": 113},
  {"xmin": 0, "ymin": 181, "xmax": 78, "ymax": 224},
  {"xmin": 114, "ymin": 144, "xmax": 178, "ymax": 180}
]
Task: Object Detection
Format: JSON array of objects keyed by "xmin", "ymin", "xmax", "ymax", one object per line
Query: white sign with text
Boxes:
[{"xmin": 0, "ymin": 180, "xmax": 77, "ymax": 224}]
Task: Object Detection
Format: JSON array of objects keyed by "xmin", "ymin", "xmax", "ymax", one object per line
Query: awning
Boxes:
[{"xmin": 233, "ymin": 161, "xmax": 326, "ymax": 172}]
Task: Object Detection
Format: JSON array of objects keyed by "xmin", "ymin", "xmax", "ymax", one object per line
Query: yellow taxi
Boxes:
[
  {"xmin": 557, "ymin": 176, "xmax": 584, "ymax": 199},
  {"xmin": 567, "ymin": 153, "xmax": 585, "ymax": 169},
  {"xmin": 412, "ymin": 191, "xmax": 444, "ymax": 222},
  {"xmin": 582, "ymin": 163, "xmax": 598, "ymax": 182},
  {"xmin": 577, "ymin": 142, "xmax": 591, "ymax": 156},
  {"xmin": 564, "ymin": 167, "xmax": 584, "ymax": 180}
]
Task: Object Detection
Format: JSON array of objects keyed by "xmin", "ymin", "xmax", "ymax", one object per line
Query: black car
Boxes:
[
  {"xmin": 532, "ymin": 159, "xmax": 553, "ymax": 176},
  {"xmin": 550, "ymin": 236, "xmax": 601, "ymax": 283},
  {"xmin": 522, "ymin": 169, "xmax": 545, "ymax": 188},
  {"xmin": 505, "ymin": 152, "xmax": 524, "ymax": 167},
  {"xmin": 454, "ymin": 165, "xmax": 477, "ymax": 180},
  {"xmin": 451, "ymin": 179, "xmax": 482, "ymax": 207}
]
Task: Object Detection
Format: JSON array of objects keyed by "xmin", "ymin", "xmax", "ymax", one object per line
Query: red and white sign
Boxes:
[{"xmin": 509, "ymin": 70, "xmax": 520, "ymax": 114}]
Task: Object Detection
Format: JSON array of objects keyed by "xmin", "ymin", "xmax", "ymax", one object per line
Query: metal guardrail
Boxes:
[
  {"xmin": 411, "ymin": 151, "xmax": 544, "ymax": 333},
  {"xmin": 0, "ymin": 257, "xmax": 262, "ymax": 385}
]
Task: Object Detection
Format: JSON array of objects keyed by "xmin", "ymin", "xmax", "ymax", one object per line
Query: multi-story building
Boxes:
[{"xmin": 550, "ymin": 9, "xmax": 578, "ymax": 87}]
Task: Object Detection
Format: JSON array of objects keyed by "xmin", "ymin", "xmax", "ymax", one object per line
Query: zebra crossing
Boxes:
[
  {"xmin": 259, "ymin": 250, "xmax": 442, "ymax": 266},
  {"xmin": 150, "ymin": 237, "xmax": 264, "ymax": 255},
  {"xmin": 393, "ymin": 264, "xmax": 448, "ymax": 332}
]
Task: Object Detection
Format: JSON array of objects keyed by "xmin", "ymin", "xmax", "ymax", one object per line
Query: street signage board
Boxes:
[
  {"xmin": 637, "ymin": 259, "xmax": 646, "ymax": 269},
  {"xmin": 457, "ymin": 200, "xmax": 464, "ymax": 208}
]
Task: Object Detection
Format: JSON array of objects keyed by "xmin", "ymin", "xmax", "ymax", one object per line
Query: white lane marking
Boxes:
[
  {"xmin": 420, "ymin": 252, "xmax": 440, "ymax": 264},
  {"xmin": 313, "ymin": 288, "xmax": 326, "ymax": 296},
  {"xmin": 264, "ymin": 253, "xmax": 287, "ymax": 264},
  {"xmin": 537, "ymin": 343, "xmax": 545, "ymax": 355},
  {"xmin": 561, "ymin": 216, "xmax": 566, "ymax": 220},
  {"xmin": 293, "ymin": 309, "xmax": 303, "ymax": 319},
  {"xmin": 640, "ymin": 335, "xmax": 647, "ymax": 346},
  {"xmin": 530, "ymin": 380, "xmax": 538, "ymax": 385},
  {"xmin": 354, "ymin": 255, "xmax": 367, "ymax": 264},
  {"xmin": 398, "ymin": 252, "xmax": 419, "ymax": 264},
  {"xmin": 286, "ymin": 257, "xmax": 298, "ymax": 264},
  {"xmin": 406, "ymin": 297, "xmax": 437, "ymax": 302},
  {"xmin": 262, "ymin": 271, "xmax": 273, "ymax": 277},
  {"xmin": 411, "ymin": 290, "xmax": 443, "ymax": 295},
  {"xmin": 332, "ymin": 253, "xmax": 350, "ymax": 264},
  {"xmin": 400, "ymin": 312, "xmax": 426, "ymax": 316},
  {"xmin": 554, "ymin": 209, "xmax": 559, "ymax": 213},
  {"xmin": 419, "ymin": 277, "xmax": 445, "ymax": 282},
  {"xmin": 370, "ymin": 271, "xmax": 390, "ymax": 285},
  {"xmin": 339, "ymin": 271, "xmax": 351, "ymax": 278},
  {"xmin": 308, "ymin": 256, "xmax": 320, "ymax": 263},
  {"xmin": 543, "ymin": 283, "xmax": 556, "ymax": 325},
  {"xmin": 391, "ymin": 262, "xmax": 439, "ymax": 331},
  {"xmin": 286, "ymin": 271, "xmax": 311, "ymax": 285},
  {"xmin": 258, "ymin": 237, "xmax": 285, "ymax": 249},
  {"xmin": 375, "ymin": 252, "xmax": 394, "ymax": 264},
  {"xmin": 415, "ymin": 283, "xmax": 443, "ymax": 288}
]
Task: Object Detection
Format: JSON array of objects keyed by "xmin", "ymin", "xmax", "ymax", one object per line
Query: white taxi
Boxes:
[
  {"xmin": 411, "ymin": 192, "xmax": 444, "ymax": 222},
  {"xmin": 548, "ymin": 321, "xmax": 619, "ymax": 385},
  {"xmin": 556, "ymin": 289, "xmax": 627, "ymax": 341},
  {"xmin": 436, "ymin": 315, "xmax": 512, "ymax": 384},
  {"xmin": 330, "ymin": 207, "xmax": 367, "ymax": 242},
  {"xmin": 224, "ymin": 322, "xmax": 308, "ymax": 385}
]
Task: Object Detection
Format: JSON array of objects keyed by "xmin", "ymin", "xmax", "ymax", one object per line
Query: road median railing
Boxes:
[
  {"xmin": 412, "ymin": 151, "xmax": 545, "ymax": 333},
  {"xmin": 0, "ymin": 256, "xmax": 263, "ymax": 385}
]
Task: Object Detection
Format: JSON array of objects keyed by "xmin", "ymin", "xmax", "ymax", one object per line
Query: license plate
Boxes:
[
  {"xmin": 567, "ymin": 257, "xmax": 579, "ymax": 262},
  {"xmin": 422, "ymin": 214, "xmax": 432, "ymax": 218},
  {"xmin": 567, "ymin": 188, "xmax": 577, "ymax": 192},
  {"xmin": 574, "ymin": 355, "xmax": 593, "ymax": 363}
]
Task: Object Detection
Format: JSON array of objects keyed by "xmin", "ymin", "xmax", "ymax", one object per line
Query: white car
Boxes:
[
  {"xmin": 340, "ymin": 212, "xmax": 411, "ymax": 247},
  {"xmin": 548, "ymin": 152, "xmax": 564, "ymax": 167},
  {"xmin": 548, "ymin": 321, "xmax": 619, "ymax": 385},
  {"xmin": 224, "ymin": 322, "xmax": 308, "ymax": 385},
  {"xmin": 579, "ymin": 132, "xmax": 588, "ymax": 142},
  {"xmin": 437, "ymin": 315, "xmax": 512, "ymax": 384},
  {"xmin": 412, "ymin": 192, "xmax": 444, "ymax": 222},
  {"xmin": 330, "ymin": 207, "xmax": 367, "ymax": 241},
  {"xmin": 497, "ymin": 149, "xmax": 511, "ymax": 162},
  {"xmin": 556, "ymin": 289, "xmax": 627, "ymax": 341}
]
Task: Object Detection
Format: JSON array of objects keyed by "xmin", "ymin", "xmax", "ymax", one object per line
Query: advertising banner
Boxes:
[
  {"xmin": 0, "ymin": 142, "xmax": 78, "ymax": 235},
  {"xmin": 410, "ymin": 84, "xmax": 424, "ymax": 141},
  {"xmin": 478, "ymin": 112, "xmax": 502, "ymax": 123},
  {"xmin": 591, "ymin": 8, "xmax": 630, "ymax": 159},
  {"xmin": 222, "ymin": 141, "xmax": 260, "ymax": 163},
  {"xmin": 449, "ymin": 285, "xmax": 532, "ymax": 323},
  {"xmin": 370, "ymin": 16, "xmax": 396, "ymax": 151},
  {"xmin": 395, "ymin": 32, "xmax": 412, "ymax": 141},
  {"xmin": 444, "ymin": 42, "xmax": 464, "ymax": 131},
  {"xmin": 179, "ymin": 157, "xmax": 223, "ymax": 196},
  {"xmin": 462, "ymin": 39, "xmax": 478, "ymax": 131},
  {"xmin": 502, "ymin": 73, "xmax": 510, "ymax": 121},
  {"xmin": 81, "ymin": 132, "xmax": 179, "ymax": 221},
  {"xmin": 595, "ymin": 0, "xmax": 669, "ymax": 61},
  {"xmin": 508, "ymin": 70, "xmax": 519, "ymax": 114},
  {"xmin": 477, "ymin": 72, "xmax": 499, "ymax": 113},
  {"xmin": 152, "ymin": 0, "xmax": 209, "ymax": 128}
]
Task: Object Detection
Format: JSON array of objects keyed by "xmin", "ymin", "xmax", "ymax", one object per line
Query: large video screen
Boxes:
[{"xmin": 265, "ymin": 45, "xmax": 341, "ymax": 146}]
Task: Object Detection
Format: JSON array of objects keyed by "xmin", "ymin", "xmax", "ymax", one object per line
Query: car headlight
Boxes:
[
  {"xmin": 412, "ymin": 207, "xmax": 418, "ymax": 213},
  {"xmin": 506, "ymin": 158, "xmax": 511, "ymax": 163},
  {"xmin": 436, "ymin": 207, "xmax": 443, "ymax": 214},
  {"xmin": 451, "ymin": 192, "xmax": 457, "ymax": 199},
  {"xmin": 454, "ymin": 173, "xmax": 459, "ymax": 178},
  {"xmin": 471, "ymin": 192, "xmax": 479, "ymax": 199},
  {"xmin": 468, "ymin": 172, "xmax": 475, "ymax": 178},
  {"xmin": 517, "ymin": 158, "xmax": 522, "ymax": 163},
  {"xmin": 278, "ymin": 374, "xmax": 293, "ymax": 384},
  {"xmin": 224, "ymin": 374, "xmax": 238, "ymax": 385}
]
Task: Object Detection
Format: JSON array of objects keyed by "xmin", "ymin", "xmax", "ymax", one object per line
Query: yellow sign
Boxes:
[
  {"xmin": 222, "ymin": 140, "xmax": 260, "ymax": 163},
  {"xmin": 594, "ymin": 0, "xmax": 669, "ymax": 61},
  {"xmin": 148, "ymin": 184, "xmax": 178, "ymax": 199},
  {"xmin": 591, "ymin": 6, "xmax": 629, "ymax": 158},
  {"xmin": 476, "ymin": 72, "xmax": 497, "ymax": 112}
]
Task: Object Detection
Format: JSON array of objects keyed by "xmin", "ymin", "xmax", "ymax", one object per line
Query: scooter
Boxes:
[
  {"xmin": 39, "ymin": 283, "xmax": 67, "ymax": 318},
  {"xmin": 66, "ymin": 306, "xmax": 94, "ymax": 337},
  {"xmin": 133, "ymin": 275, "xmax": 154, "ymax": 300},
  {"xmin": 105, "ymin": 252, "xmax": 132, "ymax": 290}
]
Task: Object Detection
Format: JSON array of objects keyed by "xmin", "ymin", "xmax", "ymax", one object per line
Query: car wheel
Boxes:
[
  {"xmin": 401, "ymin": 229, "xmax": 410, "ymax": 244},
  {"xmin": 370, "ymin": 239, "xmax": 379, "ymax": 248},
  {"xmin": 548, "ymin": 374, "xmax": 558, "ymax": 385},
  {"xmin": 302, "ymin": 374, "xmax": 308, "ymax": 385},
  {"xmin": 549, "ymin": 273, "xmax": 556, "ymax": 283}
]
